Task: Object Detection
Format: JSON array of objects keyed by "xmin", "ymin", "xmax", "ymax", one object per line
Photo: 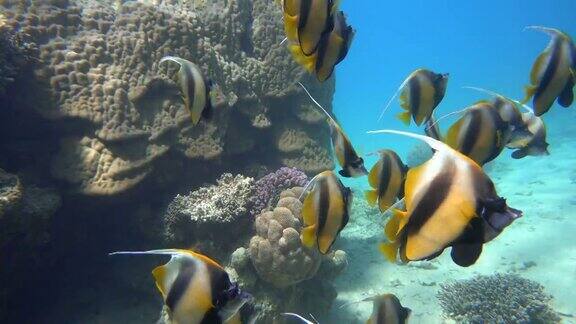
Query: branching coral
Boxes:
[
  {"xmin": 250, "ymin": 167, "xmax": 308, "ymax": 216},
  {"xmin": 163, "ymin": 173, "xmax": 254, "ymax": 245},
  {"xmin": 437, "ymin": 273, "xmax": 561, "ymax": 324}
]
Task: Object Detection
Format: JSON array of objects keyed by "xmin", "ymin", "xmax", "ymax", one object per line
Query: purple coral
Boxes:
[{"xmin": 250, "ymin": 167, "xmax": 308, "ymax": 216}]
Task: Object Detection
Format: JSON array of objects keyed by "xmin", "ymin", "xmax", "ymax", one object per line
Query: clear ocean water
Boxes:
[{"xmin": 1, "ymin": 0, "xmax": 575, "ymax": 323}]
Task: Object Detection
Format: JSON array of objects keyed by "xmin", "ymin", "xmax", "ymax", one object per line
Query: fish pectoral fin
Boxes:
[
  {"xmin": 301, "ymin": 225, "xmax": 317, "ymax": 248},
  {"xmin": 396, "ymin": 111, "xmax": 412, "ymax": 126},
  {"xmin": 301, "ymin": 192, "xmax": 316, "ymax": 225},
  {"xmin": 152, "ymin": 265, "xmax": 169, "ymax": 299},
  {"xmin": 379, "ymin": 241, "xmax": 398, "ymax": 262},
  {"xmin": 364, "ymin": 190, "xmax": 379, "ymax": 206},
  {"xmin": 450, "ymin": 244, "xmax": 483, "ymax": 267}
]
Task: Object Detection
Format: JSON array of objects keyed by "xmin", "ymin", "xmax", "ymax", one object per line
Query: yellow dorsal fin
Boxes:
[
  {"xmin": 365, "ymin": 190, "xmax": 379, "ymax": 206},
  {"xmin": 379, "ymin": 242, "xmax": 398, "ymax": 262},
  {"xmin": 396, "ymin": 111, "xmax": 411, "ymax": 126}
]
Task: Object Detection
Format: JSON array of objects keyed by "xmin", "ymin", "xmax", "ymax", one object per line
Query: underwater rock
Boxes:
[
  {"xmin": 0, "ymin": 0, "xmax": 334, "ymax": 195},
  {"xmin": 163, "ymin": 173, "xmax": 254, "ymax": 247},
  {"xmin": 0, "ymin": 24, "xmax": 36, "ymax": 96},
  {"xmin": 0, "ymin": 168, "xmax": 22, "ymax": 218},
  {"xmin": 437, "ymin": 273, "xmax": 561, "ymax": 324},
  {"xmin": 250, "ymin": 167, "xmax": 308, "ymax": 216}
]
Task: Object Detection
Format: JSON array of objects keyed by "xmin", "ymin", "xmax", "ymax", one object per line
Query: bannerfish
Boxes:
[
  {"xmin": 507, "ymin": 112, "xmax": 550, "ymax": 159},
  {"xmin": 301, "ymin": 170, "xmax": 352, "ymax": 254},
  {"xmin": 366, "ymin": 294, "xmax": 411, "ymax": 324},
  {"xmin": 109, "ymin": 249, "xmax": 252, "ymax": 324},
  {"xmin": 314, "ymin": 10, "xmax": 354, "ymax": 82},
  {"xmin": 379, "ymin": 69, "xmax": 449, "ymax": 126},
  {"xmin": 365, "ymin": 150, "xmax": 408, "ymax": 212},
  {"xmin": 283, "ymin": 0, "xmax": 332, "ymax": 57},
  {"xmin": 522, "ymin": 26, "xmax": 576, "ymax": 116},
  {"xmin": 367, "ymin": 130, "xmax": 522, "ymax": 267},
  {"xmin": 445, "ymin": 101, "xmax": 508, "ymax": 166},
  {"xmin": 299, "ymin": 82, "xmax": 367, "ymax": 177},
  {"xmin": 160, "ymin": 56, "xmax": 214, "ymax": 126}
]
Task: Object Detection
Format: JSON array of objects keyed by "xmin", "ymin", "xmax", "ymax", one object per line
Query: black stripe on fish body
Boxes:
[
  {"xmin": 405, "ymin": 159, "xmax": 456, "ymax": 236},
  {"xmin": 534, "ymin": 38, "xmax": 562, "ymax": 111},
  {"xmin": 297, "ymin": 0, "xmax": 312, "ymax": 39},
  {"xmin": 314, "ymin": 30, "xmax": 332, "ymax": 78},
  {"xmin": 459, "ymin": 110, "xmax": 482, "ymax": 157},
  {"xmin": 377, "ymin": 154, "xmax": 392, "ymax": 202},
  {"xmin": 408, "ymin": 76, "xmax": 421, "ymax": 121},
  {"xmin": 450, "ymin": 242, "xmax": 483, "ymax": 267},
  {"xmin": 183, "ymin": 64, "xmax": 197, "ymax": 113},
  {"xmin": 334, "ymin": 12, "xmax": 353, "ymax": 65},
  {"xmin": 200, "ymin": 310, "xmax": 223, "ymax": 324},
  {"xmin": 208, "ymin": 266, "xmax": 233, "ymax": 310},
  {"xmin": 165, "ymin": 258, "xmax": 197, "ymax": 311},
  {"xmin": 297, "ymin": 0, "xmax": 331, "ymax": 56},
  {"xmin": 201, "ymin": 78, "xmax": 213, "ymax": 119},
  {"xmin": 341, "ymin": 185, "xmax": 352, "ymax": 230},
  {"xmin": 484, "ymin": 107, "xmax": 507, "ymax": 163}
]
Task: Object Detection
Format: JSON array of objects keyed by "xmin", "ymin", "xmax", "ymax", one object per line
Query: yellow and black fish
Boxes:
[
  {"xmin": 445, "ymin": 101, "xmax": 508, "ymax": 166},
  {"xmin": 522, "ymin": 26, "xmax": 576, "ymax": 116},
  {"xmin": 380, "ymin": 69, "xmax": 448, "ymax": 126},
  {"xmin": 368, "ymin": 130, "xmax": 522, "ymax": 267},
  {"xmin": 424, "ymin": 114, "xmax": 443, "ymax": 141},
  {"xmin": 110, "ymin": 249, "xmax": 252, "ymax": 324},
  {"xmin": 160, "ymin": 56, "xmax": 214, "ymax": 127},
  {"xmin": 314, "ymin": 10, "xmax": 354, "ymax": 82},
  {"xmin": 507, "ymin": 112, "xmax": 550, "ymax": 159},
  {"xmin": 301, "ymin": 170, "xmax": 352, "ymax": 254},
  {"xmin": 367, "ymin": 294, "xmax": 411, "ymax": 324},
  {"xmin": 299, "ymin": 82, "xmax": 367, "ymax": 178},
  {"xmin": 365, "ymin": 150, "xmax": 408, "ymax": 212},
  {"xmin": 284, "ymin": 0, "xmax": 332, "ymax": 56}
]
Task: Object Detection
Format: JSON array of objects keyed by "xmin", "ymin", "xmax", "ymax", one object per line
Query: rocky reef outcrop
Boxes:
[{"xmin": 0, "ymin": 0, "xmax": 334, "ymax": 196}]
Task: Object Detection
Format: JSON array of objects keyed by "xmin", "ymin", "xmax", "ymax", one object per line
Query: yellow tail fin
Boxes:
[
  {"xmin": 379, "ymin": 242, "xmax": 398, "ymax": 262},
  {"xmin": 301, "ymin": 225, "xmax": 317, "ymax": 248},
  {"xmin": 521, "ymin": 85, "xmax": 537, "ymax": 104},
  {"xmin": 384, "ymin": 209, "xmax": 407, "ymax": 241},
  {"xmin": 364, "ymin": 190, "xmax": 379, "ymax": 206},
  {"xmin": 396, "ymin": 111, "xmax": 412, "ymax": 126}
]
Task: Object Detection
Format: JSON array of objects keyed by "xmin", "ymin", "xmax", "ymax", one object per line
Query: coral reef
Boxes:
[
  {"xmin": 0, "ymin": 168, "xmax": 22, "ymax": 218},
  {"xmin": 250, "ymin": 167, "xmax": 308, "ymax": 216},
  {"xmin": 0, "ymin": 0, "xmax": 334, "ymax": 196},
  {"xmin": 163, "ymin": 173, "xmax": 254, "ymax": 247},
  {"xmin": 0, "ymin": 25, "xmax": 36, "ymax": 95},
  {"xmin": 230, "ymin": 187, "xmax": 347, "ymax": 322},
  {"xmin": 437, "ymin": 273, "xmax": 561, "ymax": 324}
]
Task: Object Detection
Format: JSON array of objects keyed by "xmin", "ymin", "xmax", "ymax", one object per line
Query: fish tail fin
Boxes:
[
  {"xmin": 396, "ymin": 111, "xmax": 412, "ymax": 126},
  {"xmin": 521, "ymin": 85, "xmax": 537, "ymax": 104},
  {"xmin": 364, "ymin": 190, "xmax": 379, "ymax": 206},
  {"xmin": 379, "ymin": 242, "xmax": 398, "ymax": 262},
  {"xmin": 384, "ymin": 208, "xmax": 407, "ymax": 241},
  {"xmin": 301, "ymin": 225, "xmax": 317, "ymax": 248}
]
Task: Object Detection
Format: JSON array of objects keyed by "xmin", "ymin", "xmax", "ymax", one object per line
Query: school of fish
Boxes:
[{"xmin": 108, "ymin": 1, "xmax": 575, "ymax": 322}]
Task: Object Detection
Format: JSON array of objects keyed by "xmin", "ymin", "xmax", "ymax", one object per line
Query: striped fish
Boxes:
[
  {"xmin": 522, "ymin": 26, "xmax": 576, "ymax": 116},
  {"xmin": 424, "ymin": 114, "xmax": 443, "ymax": 141},
  {"xmin": 396, "ymin": 69, "xmax": 449, "ymax": 126},
  {"xmin": 314, "ymin": 10, "xmax": 354, "ymax": 82},
  {"xmin": 110, "ymin": 249, "xmax": 251, "ymax": 324},
  {"xmin": 283, "ymin": 0, "xmax": 332, "ymax": 56},
  {"xmin": 160, "ymin": 56, "xmax": 213, "ymax": 126},
  {"xmin": 445, "ymin": 101, "xmax": 508, "ymax": 166},
  {"xmin": 367, "ymin": 130, "xmax": 522, "ymax": 267},
  {"xmin": 365, "ymin": 150, "xmax": 408, "ymax": 212},
  {"xmin": 299, "ymin": 83, "xmax": 367, "ymax": 178},
  {"xmin": 301, "ymin": 170, "xmax": 352, "ymax": 254},
  {"xmin": 367, "ymin": 294, "xmax": 411, "ymax": 324},
  {"xmin": 507, "ymin": 112, "xmax": 550, "ymax": 159}
]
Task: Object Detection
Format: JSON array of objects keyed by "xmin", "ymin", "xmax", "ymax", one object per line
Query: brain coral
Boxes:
[
  {"xmin": 249, "ymin": 187, "xmax": 320, "ymax": 287},
  {"xmin": 438, "ymin": 273, "xmax": 561, "ymax": 324},
  {"xmin": 0, "ymin": 0, "xmax": 334, "ymax": 195}
]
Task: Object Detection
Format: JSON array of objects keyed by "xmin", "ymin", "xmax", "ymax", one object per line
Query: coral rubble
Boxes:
[
  {"xmin": 250, "ymin": 167, "xmax": 308, "ymax": 216},
  {"xmin": 437, "ymin": 273, "xmax": 561, "ymax": 324}
]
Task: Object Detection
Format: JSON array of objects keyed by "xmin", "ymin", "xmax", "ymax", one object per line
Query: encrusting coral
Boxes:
[
  {"xmin": 0, "ymin": 0, "xmax": 335, "ymax": 196},
  {"xmin": 163, "ymin": 173, "xmax": 254, "ymax": 246},
  {"xmin": 250, "ymin": 167, "xmax": 308, "ymax": 216},
  {"xmin": 437, "ymin": 273, "xmax": 561, "ymax": 324}
]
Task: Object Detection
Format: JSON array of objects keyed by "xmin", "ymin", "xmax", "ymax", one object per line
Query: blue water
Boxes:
[{"xmin": 333, "ymin": 0, "xmax": 576, "ymax": 189}]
